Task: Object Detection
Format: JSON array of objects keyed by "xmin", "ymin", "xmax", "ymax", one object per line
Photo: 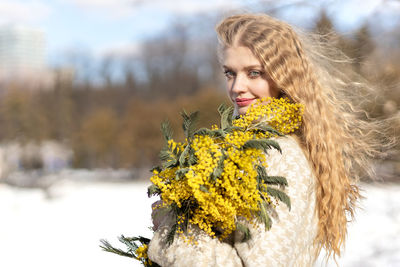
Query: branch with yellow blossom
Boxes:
[
  {"xmin": 100, "ymin": 235, "xmax": 160, "ymax": 267},
  {"xmin": 149, "ymin": 97, "xmax": 303, "ymax": 244}
]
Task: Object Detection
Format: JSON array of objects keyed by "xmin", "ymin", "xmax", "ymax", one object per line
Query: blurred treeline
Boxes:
[{"xmin": 0, "ymin": 11, "xmax": 399, "ymax": 171}]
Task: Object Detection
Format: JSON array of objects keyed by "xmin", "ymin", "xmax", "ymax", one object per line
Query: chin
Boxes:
[{"xmin": 236, "ymin": 106, "xmax": 249, "ymax": 115}]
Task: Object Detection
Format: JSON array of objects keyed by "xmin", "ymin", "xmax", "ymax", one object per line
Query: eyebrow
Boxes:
[{"xmin": 222, "ymin": 65, "xmax": 263, "ymax": 71}]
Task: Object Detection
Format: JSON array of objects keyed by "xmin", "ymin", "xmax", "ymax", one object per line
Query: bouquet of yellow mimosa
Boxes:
[{"xmin": 101, "ymin": 97, "xmax": 304, "ymax": 266}]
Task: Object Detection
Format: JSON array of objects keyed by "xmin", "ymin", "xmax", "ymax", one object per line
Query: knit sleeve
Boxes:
[
  {"xmin": 147, "ymin": 219, "xmax": 243, "ymax": 267},
  {"xmin": 233, "ymin": 136, "xmax": 318, "ymax": 267}
]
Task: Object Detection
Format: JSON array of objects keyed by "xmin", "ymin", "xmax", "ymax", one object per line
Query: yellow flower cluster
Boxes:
[
  {"xmin": 188, "ymin": 134, "xmax": 265, "ymax": 239},
  {"xmin": 150, "ymin": 97, "xmax": 304, "ymax": 241},
  {"xmin": 135, "ymin": 244, "xmax": 152, "ymax": 265},
  {"xmin": 233, "ymin": 97, "xmax": 304, "ymax": 136}
]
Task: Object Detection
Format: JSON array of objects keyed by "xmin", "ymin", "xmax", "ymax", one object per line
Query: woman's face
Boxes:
[{"xmin": 223, "ymin": 46, "xmax": 279, "ymax": 115}]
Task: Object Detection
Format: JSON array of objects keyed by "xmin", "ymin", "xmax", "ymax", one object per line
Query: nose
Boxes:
[{"xmin": 230, "ymin": 74, "xmax": 247, "ymax": 95}]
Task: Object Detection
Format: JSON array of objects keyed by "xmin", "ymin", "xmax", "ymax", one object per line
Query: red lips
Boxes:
[{"xmin": 235, "ymin": 98, "xmax": 256, "ymax": 107}]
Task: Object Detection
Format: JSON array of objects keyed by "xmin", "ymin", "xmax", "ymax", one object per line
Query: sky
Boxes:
[{"xmin": 0, "ymin": 0, "xmax": 399, "ymax": 66}]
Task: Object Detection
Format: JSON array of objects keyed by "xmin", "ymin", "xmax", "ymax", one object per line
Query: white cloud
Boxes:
[
  {"xmin": 65, "ymin": 0, "xmax": 138, "ymax": 18},
  {"xmin": 151, "ymin": 0, "xmax": 243, "ymax": 14},
  {"xmin": 0, "ymin": 0, "xmax": 52, "ymax": 25},
  {"xmin": 327, "ymin": 0, "xmax": 400, "ymax": 30},
  {"xmin": 65, "ymin": 0, "xmax": 243, "ymax": 19}
]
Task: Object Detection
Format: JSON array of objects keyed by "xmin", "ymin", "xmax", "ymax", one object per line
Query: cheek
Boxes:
[{"xmin": 253, "ymin": 81, "xmax": 272, "ymax": 98}]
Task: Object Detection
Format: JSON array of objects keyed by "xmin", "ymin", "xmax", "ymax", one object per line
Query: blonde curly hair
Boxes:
[{"xmin": 216, "ymin": 13, "xmax": 389, "ymax": 258}]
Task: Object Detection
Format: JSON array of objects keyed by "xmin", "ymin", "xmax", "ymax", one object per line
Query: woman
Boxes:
[{"xmin": 148, "ymin": 13, "xmax": 384, "ymax": 266}]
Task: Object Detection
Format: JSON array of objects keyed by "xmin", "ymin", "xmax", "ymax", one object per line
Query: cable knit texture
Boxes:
[{"xmin": 148, "ymin": 136, "xmax": 318, "ymax": 267}]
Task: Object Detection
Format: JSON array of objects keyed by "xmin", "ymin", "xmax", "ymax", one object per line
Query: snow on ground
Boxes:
[
  {"xmin": 0, "ymin": 178, "xmax": 153, "ymax": 267},
  {"xmin": 316, "ymin": 183, "xmax": 400, "ymax": 267},
  {"xmin": 0, "ymin": 172, "xmax": 399, "ymax": 267}
]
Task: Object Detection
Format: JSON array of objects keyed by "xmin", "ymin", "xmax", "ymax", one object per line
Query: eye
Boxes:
[
  {"xmin": 248, "ymin": 70, "xmax": 262, "ymax": 78},
  {"xmin": 223, "ymin": 70, "xmax": 235, "ymax": 79}
]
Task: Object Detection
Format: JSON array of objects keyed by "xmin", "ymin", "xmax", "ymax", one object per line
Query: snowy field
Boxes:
[{"xmin": 1, "ymin": 171, "xmax": 399, "ymax": 267}]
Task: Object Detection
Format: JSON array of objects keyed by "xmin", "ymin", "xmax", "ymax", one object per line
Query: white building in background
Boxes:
[
  {"xmin": 0, "ymin": 25, "xmax": 53, "ymax": 89},
  {"xmin": 0, "ymin": 25, "xmax": 46, "ymax": 72}
]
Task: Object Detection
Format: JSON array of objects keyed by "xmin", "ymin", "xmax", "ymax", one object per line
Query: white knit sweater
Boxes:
[{"xmin": 148, "ymin": 136, "xmax": 318, "ymax": 267}]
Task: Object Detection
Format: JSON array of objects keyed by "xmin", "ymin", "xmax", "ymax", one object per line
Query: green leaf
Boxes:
[
  {"xmin": 211, "ymin": 129, "xmax": 226, "ymax": 138},
  {"xmin": 172, "ymin": 145, "xmax": 180, "ymax": 157},
  {"xmin": 259, "ymin": 201, "xmax": 272, "ymax": 230},
  {"xmin": 100, "ymin": 235, "xmax": 152, "ymax": 259},
  {"xmin": 194, "ymin": 128, "xmax": 225, "ymax": 138},
  {"xmin": 166, "ymin": 223, "xmax": 177, "ymax": 246},
  {"xmin": 181, "ymin": 110, "xmax": 199, "ymax": 139},
  {"xmin": 194, "ymin": 128, "xmax": 213, "ymax": 136},
  {"xmin": 188, "ymin": 152, "xmax": 197, "ymax": 165},
  {"xmin": 252, "ymin": 123, "xmax": 284, "ymax": 136},
  {"xmin": 235, "ymin": 221, "xmax": 251, "ymax": 242},
  {"xmin": 178, "ymin": 145, "xmax": 190, "ymax": 167},
  {"xmin": 217, "ymin": 103, "xmax": 231, "ymax": 116},
  {"xmin": 210, "ymin": 165, "xmax": 224, "ymax": 181},
  {"xmin": 159, "ymin": 148, "xmax": 173, "ymax": 162},
  {"xmin": 100, "ymin": 236, "xmax": 162, "ymax": 266},
  {"xmin": 224, "ymin": 126, "xmax": 243, "ymax": 133},
  {"xmin": 218, "ymin": 104, "xmax": 234, "ymax": 130},
  {"xmin": 129, "ymin": 235, "xmax": 151, "ymax": 244},
  {"xmin": 210, "ymin": 153, "xmax": 226, "ymax": 181},
  {"xmin": 264, "ymin": 176, "xmax": 288, "ymax": 186},
  {"xmin": 161, "ymin": 120, "xmax": 173, "ymax": 142},
  {"xmin": 256, "ymin": 165, "xmax": 288, "ymax": 187},
  {"xmin": 159, "ymin": 147, "xmax": 178, "ymax": 168},
  {"xmin": 163, "ymin": 159, "xmax": 177, "ymax": 169},
  {"xmin": 242, "ymin": 139, "xmax": 282, "ymax": 153},
  {"xmin": 175, "ymin": 168, "xmax": 190, "ymax": 180},
  {"xmin": 256, "ymin": 165, "xmax": 268, "ymax": 184},
  {"xmin": 100, "ymin": 239, "xmax": 137, "ymax": 259},
  {"xmin": 199, "ymin": 185, "xmax": 209, "ymax": 193},
  {"xmin": 118, "ymin": 235, "xmax": 140, "ymax": 251},
  {"xmin": 147, "ymin": 184, "xmax": 161, "ymax": 197},
  {"xmin": 266, "ymin": 187, "xmax": 291, "ymax": 210}
]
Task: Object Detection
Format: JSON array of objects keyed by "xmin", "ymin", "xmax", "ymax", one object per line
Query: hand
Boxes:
[{"xmin": 151, "ymin": 200, "xmax": 166, "ymax": 231}]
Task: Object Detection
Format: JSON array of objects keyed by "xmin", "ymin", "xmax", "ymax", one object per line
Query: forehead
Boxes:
[{"xmin": 223, "ymin": 46, "xmax": 262, "ymax": 68}]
